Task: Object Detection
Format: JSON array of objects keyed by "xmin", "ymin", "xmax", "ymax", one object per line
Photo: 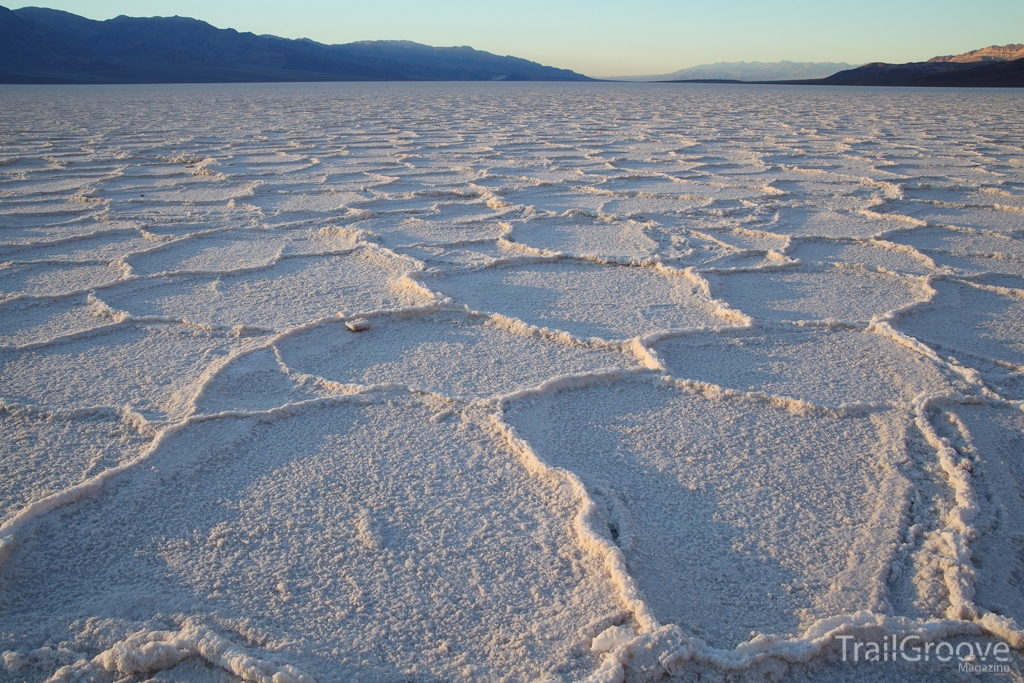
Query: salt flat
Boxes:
[{"xmin": 1, "ymin": 82, "xmax": 1023, "ymax": 683}]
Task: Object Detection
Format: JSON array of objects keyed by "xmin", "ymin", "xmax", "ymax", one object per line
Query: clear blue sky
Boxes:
[{"xmin": 7, "ymin": 0, "xmax": 1023, "ymax": 77}]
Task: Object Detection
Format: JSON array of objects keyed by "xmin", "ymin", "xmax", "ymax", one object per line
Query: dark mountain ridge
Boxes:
[
  {"xmin": 660, "ymin": 45, "xmax": 1024, "ymax": 88},
  {"xmin": 0, "ymin": 5, "xmax": 591, "ymax": 83},
  {"xmin": 814, "ymin": 56, "xmax": 1024, "ymax": 87}
]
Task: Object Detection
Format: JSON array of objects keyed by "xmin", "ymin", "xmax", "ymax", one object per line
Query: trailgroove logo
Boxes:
[{"xmin": 837, "ymin": 635, "xmax": 1012, "ymax": 673}]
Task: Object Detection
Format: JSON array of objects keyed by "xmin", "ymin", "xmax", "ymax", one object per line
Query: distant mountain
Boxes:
[
  {"xmin": 0, "ymin": 5, "xmax": 591, "ymax": 83},
  {"xmin": 813, "ymin": 45, "xmax": 1024, "ymax": 87},
  {"xmin": 611, "ymin": 61, "xmax": 855, "ymax": 82},
  {"xmin": 651, "ymin": 45, "xmax": 1024, "ymax": 88},
  {"xmin": 929, "ymin": 43, "xmax": 1024, "ymax": 63}
]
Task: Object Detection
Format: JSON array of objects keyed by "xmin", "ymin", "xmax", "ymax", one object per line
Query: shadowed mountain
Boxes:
[
  {"xmin": 812, "ymin": 55, "xmax": 1024, "ymax": 87},
  {"xmin": 658, "ymin": 45, "xmax": 1024, "ymax": 88},
  {"xmin": 0, "ymin": 5, "xmax": 592, "ymax": 83},
  {"xmin": 761, "ymin": 44, "xmax": 1024, "ymax": 87}
]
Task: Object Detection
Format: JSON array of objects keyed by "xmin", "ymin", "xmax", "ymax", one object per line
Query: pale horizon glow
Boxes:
[{"xmin": 5, "ymin": 0, "xmax": 1024, "ymax": 77}]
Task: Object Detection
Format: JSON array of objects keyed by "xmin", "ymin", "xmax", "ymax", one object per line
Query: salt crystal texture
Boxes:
[{"xmin": 1, "ymin": 82, "xmax": 1023, "ymax": 683}]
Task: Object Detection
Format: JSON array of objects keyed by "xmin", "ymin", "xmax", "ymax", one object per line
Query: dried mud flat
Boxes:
[{"xmin": 1, "ymin": 82, "xmax": 1023, "ymax": 682}]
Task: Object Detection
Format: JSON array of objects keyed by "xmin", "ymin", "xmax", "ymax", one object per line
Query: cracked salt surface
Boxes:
[{"xmin": 1, "ymin": 82, "xmax": 1023, "ymax": 683}]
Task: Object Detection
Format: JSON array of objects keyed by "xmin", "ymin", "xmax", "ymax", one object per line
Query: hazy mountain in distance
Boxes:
[
  {"xmin": 0, "ymin": 5, "xmax": 591, "ymax": 83},
  {"xmin": 610, "ymin": 60, "xmax": 856, "ymax": 82}
]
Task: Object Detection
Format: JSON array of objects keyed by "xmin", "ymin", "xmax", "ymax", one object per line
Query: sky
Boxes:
[{"xmin": 7, "ymin": 0, "xmax": 1024, "ymax": 77}]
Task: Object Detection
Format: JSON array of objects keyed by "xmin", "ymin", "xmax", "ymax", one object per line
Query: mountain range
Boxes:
[
  {"xmin": 1, "ymin": 5, "xmax": 1020, "ymax": 88},
  {"xmin": 0, "ymin": 5, "xmax": 591, "ymax": 83}
]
